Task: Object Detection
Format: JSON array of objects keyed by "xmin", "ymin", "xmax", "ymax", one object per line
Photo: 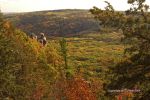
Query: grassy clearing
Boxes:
[
  {"xmin": 50, "ymin": 32, "xmax": 125, "ymax": 80},
  {"xmin": 47, "ymin": 32, "xmax": 125, "ymax": 98}
]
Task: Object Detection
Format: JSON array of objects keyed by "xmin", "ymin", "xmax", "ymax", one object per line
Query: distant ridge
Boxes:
[
  {"xmin": 4, "ymin": 9, "xmax": 100, "ymax": 37},
  {"xmin": 3, "ymin": 9, "xmax": 89, "ymax": 14}
]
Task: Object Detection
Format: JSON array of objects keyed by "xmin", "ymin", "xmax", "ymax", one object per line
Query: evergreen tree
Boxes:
[{"xmin": 90, "ymin": 0, "xmax": 150, "ymax": 99}]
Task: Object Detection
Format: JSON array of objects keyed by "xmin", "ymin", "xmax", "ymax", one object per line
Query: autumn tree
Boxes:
[{"xmin": 0, "ymin": 12, "xmax": 63, "ymax": 100}]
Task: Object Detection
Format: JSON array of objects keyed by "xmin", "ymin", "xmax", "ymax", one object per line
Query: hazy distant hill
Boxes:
[{"xmin": 4, "ymin": 9, "xmax": 100, "ymax": 36}]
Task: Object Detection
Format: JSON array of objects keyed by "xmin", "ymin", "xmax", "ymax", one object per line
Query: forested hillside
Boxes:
[
  {"xmin": 1, "ymin": 0, "xmax": 150, "ymax": 99},
  {"xmin": 1, "ymin": 9, "xmax": 125, "ymax": 99},
  {"xmin": 0, "ymin": 12, "xmax": 97, "ymax": 99},
  {"xmin": 4, "ymin": 9, "xmax": 100, "ymax": 36}
]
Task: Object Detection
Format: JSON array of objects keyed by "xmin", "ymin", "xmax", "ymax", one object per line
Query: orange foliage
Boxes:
[
  {"xmin": 65, "ymin": 77, "xmax": 96, "ymax": 100},
  {"xmin": 2, "ymin": 21, "xmax": 14, "ymax": 37},
  {"xmin": 31, "ymin": 85, "xmax": 44, "ymax": 100},
  {"xmin": 90, "ymin": 78, "xmax": 103, "ymax": 97},
  {"xmin": 51, "ymin": 76, "xmax": 96, "ymax": 100},
  {"xmin": 3, "ymin": 21, "xmax": 11, "ymax": 29},
  {"xmin": 116, "ymin": 91, "xmax": 134, "ymax": 100}
]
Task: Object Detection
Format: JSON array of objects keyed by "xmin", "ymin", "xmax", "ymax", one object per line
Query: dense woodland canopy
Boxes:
[{"xmin": 0, "ymin": 0, "xmax": 150, "ymax": 100}]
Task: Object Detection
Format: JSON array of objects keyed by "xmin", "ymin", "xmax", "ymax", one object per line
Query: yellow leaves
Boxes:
[
  {"xmin": 45, "ymin": 43, "xmax": 63, "ymax": 66},
  {"xmin": 28, "ymin": 38, "xmax": 42, "ymax": 57}
]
